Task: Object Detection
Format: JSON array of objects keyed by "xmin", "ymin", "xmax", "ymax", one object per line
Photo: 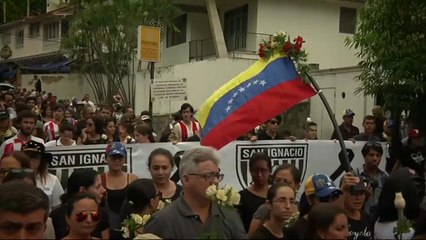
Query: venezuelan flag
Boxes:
[{"xmin": 197, "ymin": 53, "xmax": 317, "ymax": 149}]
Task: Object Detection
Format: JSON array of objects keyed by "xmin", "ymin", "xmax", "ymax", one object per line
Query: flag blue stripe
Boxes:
[{"xmin": 202, "ymin": 57, "xmax": 298, "ymax": 137}]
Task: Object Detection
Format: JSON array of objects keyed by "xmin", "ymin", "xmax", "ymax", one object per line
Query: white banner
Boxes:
[{"xmin": 46, "ymin": 140, "xmax": 386, "ymax": 196}]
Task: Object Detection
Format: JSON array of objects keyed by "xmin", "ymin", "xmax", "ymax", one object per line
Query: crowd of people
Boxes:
[{"xmin": 0, "ymin": 88, "xmax": 425, "ymax": 240}]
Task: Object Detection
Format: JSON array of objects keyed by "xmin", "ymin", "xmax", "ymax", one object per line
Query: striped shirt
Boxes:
[
  {"xmin": 0, "ymin": 135, "xmax": 45, "ymax": 158},
  {"xmin": 44, "ymin": 121, "xmax": 61, "ymax": 141}
]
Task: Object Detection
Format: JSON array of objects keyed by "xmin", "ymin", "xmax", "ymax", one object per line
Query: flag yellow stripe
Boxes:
[{"xmin": 197, "ymin": 53, "xmax": 285, "ymax": 126}]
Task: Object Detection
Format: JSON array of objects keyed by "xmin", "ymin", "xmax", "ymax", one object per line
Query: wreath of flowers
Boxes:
[{"xmin": 258, "ymin": 31, "xmax": 311, "ymax": 83}]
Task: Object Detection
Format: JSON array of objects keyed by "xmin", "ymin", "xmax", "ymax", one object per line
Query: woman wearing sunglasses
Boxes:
[
  {"xmin": 63, "ymin": 193, "xmax": 101, "ymax": 240},
  {"xmin": 78, "ymin": 116, "xmax": 108, "ymax": 145},
  {"xmin": 50, "ymin": 169, "xmax": 109, "ymax": 240}
]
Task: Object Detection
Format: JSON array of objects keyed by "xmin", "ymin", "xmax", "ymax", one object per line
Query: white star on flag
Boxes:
[
  {"xmin": 228, "ymin": 98, "xmax": 234, "ymax": 105},
  {"xmin": 233, "ymin": 92, "xmax": 238, "ymax": 98},
  {"xmin": 259, "ymin": 80, "xmax": 267, "ymax": 86},
  {"xmin": 253, "ymin": 79, "xmax": 259, "ymax": 85},
  {"xmin": 226, "ymin": 106, "xmax": 231, "ymax": 112},
  {"xmin": 247, "ymin": 82, "xmax": 252, "ymax": 88},
  {"xmin": 239, "ymin": 87, "xmax": 245, "ymax": 92}
]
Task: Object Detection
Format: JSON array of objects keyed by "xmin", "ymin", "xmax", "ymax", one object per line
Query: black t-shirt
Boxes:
[
  {"xmin": 331, "ymin": 124, "xmax": 359, "ymax": 140},
  {"xmin": 251, "ymin": 225, "xmax": 284, "ymax": 240},
  {"xmin": 237, "ymin": 189, "xmax": 267, "ymax": 232},
  {"xmin": 49, "ymin": 204, "xmax": 110, "ymax": 239},
  {"xmin": 257, "ymin": 130, "xmax": 283, "ymax": 140},
  {"xmin": 283, "ymin": 216, "xmax": 309, "ymax": 240},
  {"xmin": 399, "ymin": 145, "xmax": 425, "ymax": 177},
  {"xmin": 348, "ymin": 212, "xmax": 375, "ymax": 240}
]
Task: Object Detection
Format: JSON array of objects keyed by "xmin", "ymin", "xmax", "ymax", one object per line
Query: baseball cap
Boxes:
[
  {"xmin": 350, "ymin": 177, "xmax": 367, "ymax": 194},
  {"xmin": 342, "ymin": 109, "xmax": 355, "ymax": 117},
  {"xmin": 106, "ymin": 142, "xmax": 126, "ymax": 157},
  {"xmin": 408, "ymin": 129, "xmax": 421, "ymax": 139},
  {"xmin": 0, "ymin": 110, "xmax": 9, "ymax": 120},
  {"xmin": 305, "ymin": 174, "xmax": 342, "ymax": 198},
  {"xmin": 22, "ymin": 141, "xmax": 45, "ymax": 154},
  {"xmin": 141, "ymin": 115, "xmax": 151, "ymax": 121}
]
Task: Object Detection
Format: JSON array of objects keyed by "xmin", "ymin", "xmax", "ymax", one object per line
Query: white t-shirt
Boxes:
[
  {"xmin": 36, "ymin": 173, "xmax": 64, "ymax": 211},
  {"xmin": 374, "ymin": 221, "xmax": 415, "ymax": 240},
  {"xmin": 45, "ymin": 138, "xmax": 76, "ymax": 147}
]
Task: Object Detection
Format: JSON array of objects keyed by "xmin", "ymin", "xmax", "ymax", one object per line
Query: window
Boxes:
[
  {"xmin": 15, "ymin": 30, "xmax": 24, "ymax": 47},
  {"xmin": 339, "ymin": 7, "xmax": 357, "ymax": 34},
  {"xmin": 29, "ymin": 23, "xmax": 40, "ymax": 37},
  {"xmin": 1, "ymin": 32, "xmax": 11, "ymax": 45},
  {"xmin": 43, "ymin": 22, "xmax": 59, "ymax": 40},
  {"xmin": 61, "ymin": 20, "xmax": 69, "ymax": 38},
  {"xmin": 224, "ymin": 5, "xmax": 248, "ymax": 50},
  {"xmin": 167, "ymin": 14, "xmax": 187, "ymax": 47}
]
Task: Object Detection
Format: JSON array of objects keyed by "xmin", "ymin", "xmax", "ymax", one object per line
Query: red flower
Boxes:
[
  {"xmin": 258, "ymin": 44, "xmax": 266, "ymax": 58},
  {"xmin": 294, "ymin": 36, "xmax": 305, "ymax": 52},
  {"xmin": 283, "ymin": 41, "xmax": 292, "ymax": 55}
]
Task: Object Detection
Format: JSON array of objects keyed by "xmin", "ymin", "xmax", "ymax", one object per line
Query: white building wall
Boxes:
[
  {"xmin": 310, "ymin": 68, "xmax": 375, "ymax": 139},
  {"xmin": 256, "ymin": 0, "xmax": 360, "ymax": 69},
  {"xmin": 20, "ymin": 73, "xmax": 93, "ymax": 100},
  {"xmin": 135, "ymin": 58, "xmax": 256, "ymax": 115}
]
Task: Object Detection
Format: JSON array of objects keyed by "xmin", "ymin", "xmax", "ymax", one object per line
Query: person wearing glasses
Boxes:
[
  {"xmin": 111, "ymin": 179, "xmax": 162, "ymax": 240},
  {"xmin": 238, "ymin": 152, "xmax": 272, "ymax": 232},
  {"xmin": 22, "ymin": 141, "xmax": 64, "ymax": 211},
  {"xmin": 101, "ymin": 142, "xmax": 138, "ymax": 233},
  {"xmin": 77, "ymin": 116, "xmax": 108, "ymax": 145},
  {"xmin": 359, "ymin": 141, "xmax": 387, "ymax": 217},
  {"xmin": 0, "ymin": 181, "xmax": 49, "ymax": 239},
  {"xmin": 248, "ymin": 163, "xmax": 301, "ymax": 238},
  {"xmin": 0, "ymin": 151, "xmax": 31, "ymax": 184},
  {"xmin": 50, "ymin": 169, "xmax": 109, "ymax": 240},
  {"xmin": 63, "ymin": 193, "xmax": 101, "ymax": 240},
  {"xmin": 256, "ymin": 116, "xmax": 283, "ymax": 140},
  {"xmin": 285, "ymin": 173, "xmax": 344, "ymax": 239},
  {"xmin": 250, "ymin": 183, "xmax": 296, "ymax": 239},
  {"xmin": 143, "ymin": 146, "xmax": 246, "ymax": 239}
]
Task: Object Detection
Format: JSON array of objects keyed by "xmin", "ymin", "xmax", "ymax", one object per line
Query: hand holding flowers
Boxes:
[{"xmin": 206, "ymin": 184, "xmax": 240, "ymax": 207}]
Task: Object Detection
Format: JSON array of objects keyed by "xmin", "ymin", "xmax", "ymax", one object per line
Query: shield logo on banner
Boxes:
[{"xmin": 236, "ymin": 143, "xmax": 309, "ymax": 189}]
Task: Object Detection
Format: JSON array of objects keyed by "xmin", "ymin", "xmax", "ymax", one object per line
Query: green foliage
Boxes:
[
  {"xmin": 345, "ymin": 0, "xmax": 426, "ymax": 128},
  {"xmin": 0, "ymin": 0, "xmax": 46, "ymax": 22},
  {"xmin": 63, "ymin": 0, "xmax": 179, "ymax": 106}
]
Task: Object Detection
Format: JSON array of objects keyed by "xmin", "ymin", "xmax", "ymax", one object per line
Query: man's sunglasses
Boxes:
[
  {"xmin": 270, "ymin": 120, "xmax": 280, "ymax": 125},
  {"xmin": 319, "ymin": 191, "xmax": 341, "ymax": 203},
  {"xmin": 75, "ymin": 211, "xmax": 101, "ymax": 222}
]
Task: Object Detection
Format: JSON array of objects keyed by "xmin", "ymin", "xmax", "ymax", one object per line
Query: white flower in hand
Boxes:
[
  {"xmin": 131, "ymin": 214, "xmax": 144, "ymax": 225},
  {"xmin": 394, "ymin": 192, "xmax": 405, "ymax": 210},
  {"xmin": 229, "ymin": 191, "xmax": 241, "ymax": 206},
  {"xmin": 206, "ymin": 185, "xmax": 217, "ymax": 197},
  {"xmin": 141, "ymin": 214, "xmax": 151, "ymax": 225},
  {"xmin": 121, "ymin": 226, "xmax": 130, "ymax": 239},
  {"xmin": 216, "ymin": 189, "xmax": 228, "ymax": 202}
]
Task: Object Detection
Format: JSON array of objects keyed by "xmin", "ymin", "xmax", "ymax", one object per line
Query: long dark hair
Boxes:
[
  {"xmin": 119, "ymin": 179, "xmax": 157, "ymax": 222},
  {"xmin": 134, "ymin": 124, "xmax": 155, "ymax": 143},
  {"xmin": 66, "ymin": 192, "xmax": 99, "ymax": 217},
  {"xmin": 308, "ymin": 203, "xmax": 346, "ymax": 239},
  {"xmin": 60, "ymin": 169, "xmax": 99, "ymax": 204}
]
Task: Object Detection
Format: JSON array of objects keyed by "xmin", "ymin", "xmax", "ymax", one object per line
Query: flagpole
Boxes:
[{"xmin": 307, "ymin": 74, "xmax": 353, "ymax": 175}]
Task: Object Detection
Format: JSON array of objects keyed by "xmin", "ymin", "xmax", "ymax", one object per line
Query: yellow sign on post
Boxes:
[{"xmin": 137, "ymin": 26, "xmax": 161, "ymax": 62}]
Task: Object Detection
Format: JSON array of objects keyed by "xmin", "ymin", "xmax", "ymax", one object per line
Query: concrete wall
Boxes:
[
  {"xmin": 310, "ymin": 67, "xmax": 375, "ymax": 139},
  {"xmin": 256, "ymin": 0, "xmax": 361, "ymax": 69},
  {"xmin": 134, "ymin": 58, "xmax": 256, "ymax": 115},
  {"xmin": 20, "ymin": 73, "xmax": 94, "ymax": 100}
]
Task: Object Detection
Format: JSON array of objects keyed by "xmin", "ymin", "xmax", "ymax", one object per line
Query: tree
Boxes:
[
  {"xmin": 63, "ymin": 0, "xmax": 179, "ymax": 107},
  {"xmin": 0, "ymin": 0, "xmax": 46, "ymax": 22},
  {"xmin": 345, "ymin": 0, "xmax": 426, "ymax": 134}
]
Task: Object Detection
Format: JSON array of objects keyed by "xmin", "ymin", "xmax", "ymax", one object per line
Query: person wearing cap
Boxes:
[
  {"xmin": 285, "ymin": 173, "xmax": 345, "ymax": 239},
  {"xmin": 331, "ymin": 109, "xmax": 360, "ymax": 140},
  {"xmin": 101, "ymin": 142, "xmax": 138, "ymax": 231},
  {"xmin": 353, "ymin": 115, "xmax": 385, "ymax": 142},
  {"xmin": 341, "ymin": 176, "xmax": 375, "ymax": 240},
  {"xmin": 0, "ymin": 110, "xmax": 44, "ymax": 159},
  {"xmin": 397, "ymin": 128, "xmax": 425, "ymax": 178},
  {"xmin": 22, "ymin": 140, "xmax": 64, "ymax": 212},
  {"xmin": 172, "ymin": 103, "xmax": 201, "ymax": 142},
  {"xmin": 0, "ymin": 109, "xmax": 17, "ymax": 145},
  {"xmin": 359, "ymin": 141, "xmax": 387, "ymax": 217}
]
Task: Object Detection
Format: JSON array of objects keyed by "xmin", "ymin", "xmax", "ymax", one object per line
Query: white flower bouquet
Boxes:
[
  {"xmin": 121, "ymin": 213, "xmax": 151, "ymax": 239},
  {"xmin": 157, "ymin": 199, "xmax": 172, "ymax": 210},
  {"xmin": 205, "ymin": 184, "xmax": 240, "ymax": 207}
]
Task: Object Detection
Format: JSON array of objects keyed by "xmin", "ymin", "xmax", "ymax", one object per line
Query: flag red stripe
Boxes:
[{"xmin": 201, "ymin": 77, "xmax": 316, "ymax": 149}]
